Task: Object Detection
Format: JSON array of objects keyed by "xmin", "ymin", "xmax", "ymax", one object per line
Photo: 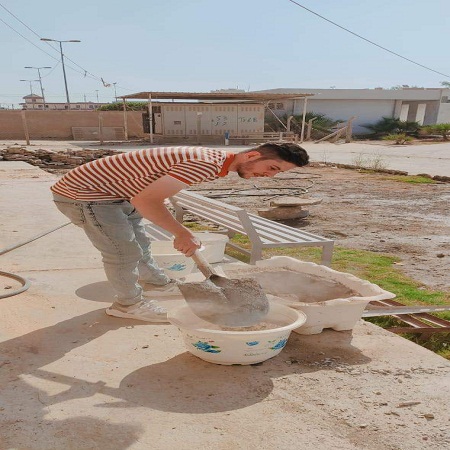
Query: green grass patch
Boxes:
[{"xmin": 379, "ymin": 175, "xmax": 435, "ymax": 184}]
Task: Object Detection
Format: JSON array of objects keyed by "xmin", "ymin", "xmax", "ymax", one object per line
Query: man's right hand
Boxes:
[{"xmin": 173, "ymin": 230, "xmax": 201, "ymax": 257}]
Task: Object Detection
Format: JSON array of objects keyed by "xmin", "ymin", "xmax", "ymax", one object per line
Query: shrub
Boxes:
[
  {"xmin": 423, "ymin": 123, "xmax": 450, "ymax": 141},
  {"xmin": 382, "ymin": 134, "xmax": 413, "ymax": 145},
  {"xmin": 363, "ymin": 117, "xmax": 420, "ymax": 138}
]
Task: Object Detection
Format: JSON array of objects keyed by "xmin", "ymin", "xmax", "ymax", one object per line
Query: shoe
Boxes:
[
  {"xmin": 142, "ymin": 279, "xmax": 180, "ymax": 295},
  {"xmin": 106, "ymin": 299, "xmax": 169, "ymax": 322}
]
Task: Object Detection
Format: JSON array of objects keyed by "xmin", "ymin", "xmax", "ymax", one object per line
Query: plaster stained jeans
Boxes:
[{"xmin": 52, "ymin": 194, "xmax": 170, "ymax": 306}]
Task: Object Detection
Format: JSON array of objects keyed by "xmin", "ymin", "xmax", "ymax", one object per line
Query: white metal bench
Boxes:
[{"xmin": 168, "ymin": 190, "xmax": 334, "ymax": 266}]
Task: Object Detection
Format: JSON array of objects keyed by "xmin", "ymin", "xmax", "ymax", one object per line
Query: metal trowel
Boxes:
[{"xmin": 177, "ymin": 250, "xmax": 270, "ymax": 327}]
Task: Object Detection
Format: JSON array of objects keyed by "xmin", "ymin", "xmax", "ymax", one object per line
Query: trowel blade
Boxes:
[{"xmin": 178, "ymin": 277, "xmax": 269, "ymax": 327}]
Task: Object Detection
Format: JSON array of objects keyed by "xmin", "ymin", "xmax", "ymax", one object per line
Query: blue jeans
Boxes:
[{"xmin": 53, "ymin": 194, "xmax": 170, "ymax": 306}]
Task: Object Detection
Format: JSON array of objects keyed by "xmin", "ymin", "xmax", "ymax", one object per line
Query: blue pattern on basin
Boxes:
[
  {"xmin": 246, "ymin": 341, "xmax": 259, "ymax": 346},
  {"xmin": 192, "ymin": 341, "xmax": 221, "ymax": 353},
  {"xmin": 168, "ymin": 263, "xmax": 186, "ymax": 271},
  {"xmin": 270, "ymin": 339, "xmax": 288, "ymax": 350}
]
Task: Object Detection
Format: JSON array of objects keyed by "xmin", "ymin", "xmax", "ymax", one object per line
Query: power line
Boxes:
[
  {"xmin": 0, "ymin": 2, "xmax": 135, "ymax": 91},
  {"xmin": 0, "ymin": 17, "xmax": 60, "ymax": 62},
  {"xmin": 287, "ymin": 0, "xmax": 450, "ymax": 79},
  {"xmin": 0, "ymin": 2, "xmax": 101, "ymax": 82}
]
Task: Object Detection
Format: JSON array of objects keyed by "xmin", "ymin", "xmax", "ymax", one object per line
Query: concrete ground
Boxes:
[
  {"xmin": 1, "ymin": 162, "xmax": 449, "ymax": 450},
  {"xmin": 1, "ymin": 139, "xmax": 449, "ymax": 177}
]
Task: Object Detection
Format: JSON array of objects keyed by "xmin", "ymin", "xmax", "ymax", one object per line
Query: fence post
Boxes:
[
  {"xmin": 148, "ymin": 94, "xmax": 154, "ymax": 144},
  {"xmin": 345, "ymin": 116, "xmax": 355, "ymax": 143},
  {"xmin": 122, "ymin": 99, "xmax": 129, "ymax": 141},
  {"xmin": 300, "ymin": 97, "xmax": 308, "ymax": 143},
  {"xmin": 98, "ymin": 112, "xmax": 104, "ymax": 145},
  {"xmin": 21, "ymin": 111, "xmax": 30, "ymax": 145},
  {"xmin": 306, "ymin": 117, "xmax": 317, "ymax": 141}
]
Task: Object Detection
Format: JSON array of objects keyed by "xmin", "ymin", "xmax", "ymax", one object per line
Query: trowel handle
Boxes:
[{"xmin": 191, "ymin": 249, "xmax": 217, "ymax": 279}]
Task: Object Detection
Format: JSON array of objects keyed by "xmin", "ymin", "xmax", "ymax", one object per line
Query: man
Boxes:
[{"xmin": 51, "ymin": 143, "xmax": 309, "ymax": 322}]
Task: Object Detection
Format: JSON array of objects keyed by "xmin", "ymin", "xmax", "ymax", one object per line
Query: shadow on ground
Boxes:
[{"xmin": 0, "ymin": 282, "xmax": 370, "ymax": 448}]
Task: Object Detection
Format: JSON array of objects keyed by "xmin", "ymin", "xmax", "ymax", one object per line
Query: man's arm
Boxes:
[{"xmin": 130, "ymin": 175, "xmax": 200, "ymax": 256}]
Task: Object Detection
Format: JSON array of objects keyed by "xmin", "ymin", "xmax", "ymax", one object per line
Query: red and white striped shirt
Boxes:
[{"xmin": 51, "ymin": 146, "xmax": 234, "ymax": 200}]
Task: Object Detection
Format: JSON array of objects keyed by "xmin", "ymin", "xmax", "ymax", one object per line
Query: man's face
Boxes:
[{"xmin": 236, "ymin": 156, "xmax": 297, "ymax": 179}]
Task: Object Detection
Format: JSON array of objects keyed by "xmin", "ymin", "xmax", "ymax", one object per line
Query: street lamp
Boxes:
[
  {"xmin": 113, "ymin": 82, "xmax": 118, "ymax": 102},
  {"xmin": 40, "ymin": 38, "xmax": 81, "ymax": 108},
  {"xmin": 24, "ymin": 66, "xmax": 51, "ymax": 108},
  {"xmin": 20, "ymin": 79, "xmax": 39, "ymax": 95}
]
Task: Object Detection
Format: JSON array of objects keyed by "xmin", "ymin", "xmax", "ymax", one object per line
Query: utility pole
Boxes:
[
  {"xmin": 40, "ymin": 38, "xmax": 81, "ymax": 109},
  {"xmin": 24, "ymin": 66, "xmax": 51, "ymax": 108},
  {"xmin": 20, "ymin": 79, "xmax": 39, "ymax": 95},
  {"xmin": 95, "ymin": 90, "xmax": 99, "ymax": 103}
]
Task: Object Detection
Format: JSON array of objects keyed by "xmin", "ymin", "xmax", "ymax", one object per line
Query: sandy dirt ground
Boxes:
[{"xmin": 191, "ymin": 165, "xmax": 450, "ymax": 292}]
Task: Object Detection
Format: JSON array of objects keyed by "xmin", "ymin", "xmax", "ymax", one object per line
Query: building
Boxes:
[
  {"xmin": 122, "ymin": 91, "xmax": 312, "ymax": 141},
  {"xmin": 20, "ymin": 94, "xmax": 108, "ymax": 111},
  {"xmin": 254, "ymin": 87, "xmax": 450, "ymax": 134}
]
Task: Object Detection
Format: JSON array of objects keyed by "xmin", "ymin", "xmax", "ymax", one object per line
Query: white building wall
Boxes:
[
  {"xmin": 210, "ymin": 105, "xmax": 238, "ymax": 135},
  {"xmin": 436, "ymin": 103, "xmax": 450, "ymax": 123},
  {"xmin": 292, "ymin": 99, "xmax": 396, "ymax": 134},
  {"xmin": 237, "ymin": 105, "xmax": 264, "ymax": 134},
  {"xmin": 161, "ymin": 103, "xmax": 264, "ymax": 136},
  {"xmin": 185, "ymin": 105, "xmax": 212, "ymax": 135},
  {"xmin": 162, "ymin": 105, "xmax": 186, "ymax": 136}
]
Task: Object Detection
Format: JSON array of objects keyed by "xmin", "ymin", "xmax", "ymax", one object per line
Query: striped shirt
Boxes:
[{"xmin": 51, "ymin": 146, "xmax": 234, "ymax": 201}]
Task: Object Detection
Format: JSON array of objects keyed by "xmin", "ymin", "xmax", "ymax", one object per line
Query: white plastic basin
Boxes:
[
  {"xmin": 223, "ymin": 256, "xmax": 396, "ymax": 335},
  {"xmin": 150, "ymin": 241, "xmax": 195, "ymax": 279},
  {"xmin": 168, "ymin": 302, "xmax": 307, "ymax": 365},
  {"xmin": 192, "ymin": 232, "xmax": 229, "ymax": 263}
]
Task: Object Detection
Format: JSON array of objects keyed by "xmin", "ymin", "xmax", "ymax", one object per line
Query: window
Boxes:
[
  {"xmin": 174, "ymin": 121, "xmax": 182, "ymax": 125},
  {"xmin": 268, "ymin": 102, "xmax": 284, "ymax": 110}
]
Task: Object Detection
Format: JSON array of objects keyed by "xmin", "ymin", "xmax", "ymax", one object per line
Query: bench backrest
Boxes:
[
  {"xmin": 170, "ymin": 190, "xmax": 331, "ymax": 245},
  {"xmin": 170, "ymin": 191, "xmax": 249, "ymax": 235}
]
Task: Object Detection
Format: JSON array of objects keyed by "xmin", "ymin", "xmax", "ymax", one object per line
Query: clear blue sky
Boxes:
[{"xmin": 1, "ymin": 0, "xmax": 449, "ymax": 107}]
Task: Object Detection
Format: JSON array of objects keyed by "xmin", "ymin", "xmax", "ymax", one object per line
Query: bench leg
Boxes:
[
  {"xmin": 320, "ymin": 242, "xmax": 334, "ymax": 267},
  {"xmin": 249, "ymin": 244, "xmax": 263, "ymax": 265}
]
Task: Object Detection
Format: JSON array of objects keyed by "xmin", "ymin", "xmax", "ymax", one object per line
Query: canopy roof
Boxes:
[{"xmin": 121, "ymin": 91, "xmax": 313, "ymax": 102}]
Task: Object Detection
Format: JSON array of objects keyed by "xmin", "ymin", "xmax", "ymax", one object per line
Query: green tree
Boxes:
[
  {"xmin": 98, "ymin": 101, "xmax": 147, "ymax": 111},
  {"xmin": 440, "ymin": 81, "xmax": 450, "ymax": 88}
]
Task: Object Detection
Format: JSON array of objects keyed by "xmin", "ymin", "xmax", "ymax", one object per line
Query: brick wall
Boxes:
[{"xmin": 0, "ymin": 110, "xmax": 145, "ymax": 140}]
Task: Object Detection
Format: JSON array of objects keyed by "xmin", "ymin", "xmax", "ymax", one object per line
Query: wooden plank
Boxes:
[
  {"xmin": 387, "ymin": 326, "xmax": 450, "ymax": 334},
  {"xmin": 363, "ymin": 305, "xmax": 450, "ymax": 317}
]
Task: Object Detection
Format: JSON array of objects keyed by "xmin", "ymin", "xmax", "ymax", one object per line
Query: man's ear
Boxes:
[{"xmin": 244, "ymin": 150, "xmax": 261, "ymax": 160}]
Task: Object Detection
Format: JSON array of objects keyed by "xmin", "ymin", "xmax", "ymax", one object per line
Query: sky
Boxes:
[{"xmin": 1, "ymin": 0, "xmax": 449, "ymax": 108}]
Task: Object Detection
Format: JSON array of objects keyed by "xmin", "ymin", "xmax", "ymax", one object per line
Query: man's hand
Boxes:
[{"xmin": 173, "ymin": 229, "xmax": 201, "ymax": 256}]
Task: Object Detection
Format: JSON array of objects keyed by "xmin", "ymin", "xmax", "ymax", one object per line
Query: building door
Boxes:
[
  {"xmin": 399, "ymin": 104, "xmax": 409, "ymax": 121},
  {"xmin": 415, "ymin": 104, "xmax": 426, "ymax": 125},
  {"xmin": 142, "ymin": 105, "xmax": 162, "ymax": 134}
]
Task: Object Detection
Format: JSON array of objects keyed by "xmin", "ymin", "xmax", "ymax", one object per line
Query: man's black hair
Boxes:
[{"xmin": 253, "ymin": 142, "xmax": 309, "ymax": 167}]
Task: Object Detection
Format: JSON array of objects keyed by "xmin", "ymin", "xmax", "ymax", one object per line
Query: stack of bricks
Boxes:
[{"xmin": 0, "ymin": 146, "xmax": 120, "ymax": 170}]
